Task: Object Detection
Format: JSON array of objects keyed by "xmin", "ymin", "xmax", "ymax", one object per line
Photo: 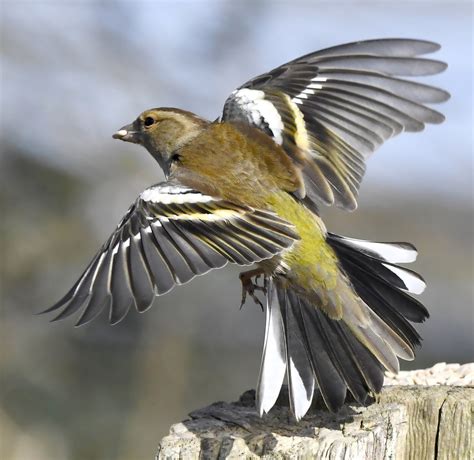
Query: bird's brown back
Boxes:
[{"xmin": 171, "ymin": 121, "xmax": 304, "ymax": 207}]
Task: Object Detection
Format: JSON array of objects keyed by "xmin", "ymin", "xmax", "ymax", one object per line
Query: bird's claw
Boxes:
[{"xmin": 239, "ymin": 271, "xmax": 267, "ymax": 311}]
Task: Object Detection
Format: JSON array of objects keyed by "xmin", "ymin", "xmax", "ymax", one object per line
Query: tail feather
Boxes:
[
  {"xmin": 336, "ymin": 321, "xmax": 385, "ymax": 394},
  {"xmin": 256, "ymin": 233, "xmax": 429, "ymax": 419},
  {"xmin": 348, "ymin": 265, "xmax": 429, "ymax": 323},
  {"xmin": 329, "ymin": 234, "xmax": 429, "ymax": 322},
  {"xmin": 279, "ymin": 289, "xmax": 315, "ymax": 419},
  {"xmin": 329, "ymin": 236, "xmax": 426, "ymax": 294},
  {"xmin": 339, "ymin": 299, "xmax": 401, "ymax": 373},
  {"xmin": 312, "ymin": 306, "xmax": 373, "ymax": 403},
  {"xmin": 327, "ymin": 233, "xmax": 417, "ymax": 263},
  {"xmin": 349, "ymin": 272, "xmax": 422, "ymax": 348},
  {"xmin": 297, "ymin": 298, "xmax": 348, "ymax": 411},
  {"xmin": 256, "ymin": 280, "xmax": 287, "ymax": 416}
]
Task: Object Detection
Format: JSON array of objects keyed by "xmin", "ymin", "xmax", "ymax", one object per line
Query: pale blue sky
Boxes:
[{"xmin": 3, "ymin": 1, "xmax": 472, "ymax": 204}]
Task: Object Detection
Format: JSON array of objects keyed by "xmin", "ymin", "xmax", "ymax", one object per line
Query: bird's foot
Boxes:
[{"xmin": 239, "ymin": 269, "xmax": 267, "ymax": 311}]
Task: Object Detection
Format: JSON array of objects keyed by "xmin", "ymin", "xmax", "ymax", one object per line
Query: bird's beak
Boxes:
[{"xmin": 112, "ymin": 123, "xmax": 140, "ymax": 144}]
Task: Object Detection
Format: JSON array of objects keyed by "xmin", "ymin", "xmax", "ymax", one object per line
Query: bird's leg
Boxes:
[
  {"xmin": 254, "ymin": 274, "xmax": 268, "ymax": 291},
  {"xmin": 239, "ymin": 268, "xmax": 267, "ymax": 311}
]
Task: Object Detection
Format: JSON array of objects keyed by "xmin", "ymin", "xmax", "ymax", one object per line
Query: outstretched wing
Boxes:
[
  {"xmin": 222, "ymin": 38, "xmax": 449, "ymax": 211},
  {"xmin": 42, "ymin": 182, "xmax": 299, "ymax": 326}
]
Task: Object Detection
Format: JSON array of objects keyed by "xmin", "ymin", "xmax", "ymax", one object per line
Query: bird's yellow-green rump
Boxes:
[{"xmin": 265, "ymin": 192, "xmax": 342, "ymax": 305}]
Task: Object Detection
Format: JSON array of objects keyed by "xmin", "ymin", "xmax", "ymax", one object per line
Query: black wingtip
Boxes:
[
  {"xmin": 50, "ymin": 306, "xmax": 78, "ymax": 323},
  {"xmin": 73, "ymin": 319, "xmax": 88, "ymax": 328},
  {"xmin": 109, "ymin": 305, "xmax": 132, "ymax": 326},
  {"xmin": 37, "ymin": 295, "xmax": 72, "ymax": 316},
  {"xmin": 50, "ymin": 314, "xmax": 67, "ymax": 323},
  {"xmin": 34, "ymin": 307, "xmax": 53, "ymax": 316}
]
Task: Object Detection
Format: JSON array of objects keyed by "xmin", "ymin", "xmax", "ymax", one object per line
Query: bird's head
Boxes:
[{"xmin": 113, "ymin": 108, "xmax": 208, "ymax": 176}]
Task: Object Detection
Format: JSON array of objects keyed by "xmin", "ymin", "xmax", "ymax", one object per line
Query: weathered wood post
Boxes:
[{"xmin": 157, "ymin": 363, "xmax": 473, "ymax": 459}]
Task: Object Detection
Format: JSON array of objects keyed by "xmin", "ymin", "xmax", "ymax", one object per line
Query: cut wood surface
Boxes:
[{"xmin": 157, "ymin": 363, "xmax": 473, "ymax": 459}]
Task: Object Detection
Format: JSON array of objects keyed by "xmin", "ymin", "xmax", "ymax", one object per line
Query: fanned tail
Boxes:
[{"xmin": 256, "ymin": 233, "xmax": 429, "ymax": 420}]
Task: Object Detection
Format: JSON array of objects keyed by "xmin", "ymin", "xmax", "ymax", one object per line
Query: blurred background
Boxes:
[{"xmin": 1, "ymin": 1, "xmax": 472, "ymax": 459}]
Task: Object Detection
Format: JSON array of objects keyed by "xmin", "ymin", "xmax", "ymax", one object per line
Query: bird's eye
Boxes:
[{"xmin": 144, "ymin": 116, "xmax": 155, "ymax": 127}]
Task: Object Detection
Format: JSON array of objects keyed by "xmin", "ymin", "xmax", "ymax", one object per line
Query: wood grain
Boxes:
[{"xmin": 157, "ymin": 384, "xmax": 473, "ymax": 459}]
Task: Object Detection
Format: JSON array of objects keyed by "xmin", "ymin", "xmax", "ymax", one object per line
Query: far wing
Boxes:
[
  {"xmin": 42, "ymin": 182, "xmax": 298, "ymax": 326},
  {"xmin": 222, "ymin": 38, "xmax": 449, "ymax": 210}
]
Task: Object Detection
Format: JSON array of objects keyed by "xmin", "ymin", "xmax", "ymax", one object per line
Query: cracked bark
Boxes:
[{"xmin": 157, "ymin": 385, "xmax": 473, "ymax": 459}]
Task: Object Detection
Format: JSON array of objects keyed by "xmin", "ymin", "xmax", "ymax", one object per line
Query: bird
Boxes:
[{"xmin": 43, "ymin": 38, "xmax": 449, "ymax": 420}]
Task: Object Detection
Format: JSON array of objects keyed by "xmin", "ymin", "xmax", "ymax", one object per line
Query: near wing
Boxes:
[
  {"xmin": 222, "ymin": 38, "xmax": 449, "ymax": 211},
  {"xmin": 42, "ymin": 182, "xmax": 299, "ymax": 326}
]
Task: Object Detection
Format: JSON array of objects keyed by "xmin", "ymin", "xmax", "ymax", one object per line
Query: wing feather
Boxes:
[
  {"xmin": 75, "ymin": 249, "xmax": 114, "ymax": 326},
  {"xmin": 222, "ymin": 38, "xmax": 448, "ymax": 210},
  {"xmin": 127, "ymin": 229, "xmax": 155, "ymax": 312},
  {"xmin": 109, "ymin": 241, "xmax": 134, "ymax": 324},
  {"xmin": 42, "ymin": 182, "xmax": 298, "ymax": 325}
]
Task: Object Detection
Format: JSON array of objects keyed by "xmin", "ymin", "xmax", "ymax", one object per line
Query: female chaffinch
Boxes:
[{"xmin": 45, "ymin": 38, "xmax": 448, "ymax": 419}]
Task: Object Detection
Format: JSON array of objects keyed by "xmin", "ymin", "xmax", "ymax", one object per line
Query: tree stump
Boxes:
[{"xmin": 157, "ymin": 363, "xmax": 473, "ymax": 459}]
